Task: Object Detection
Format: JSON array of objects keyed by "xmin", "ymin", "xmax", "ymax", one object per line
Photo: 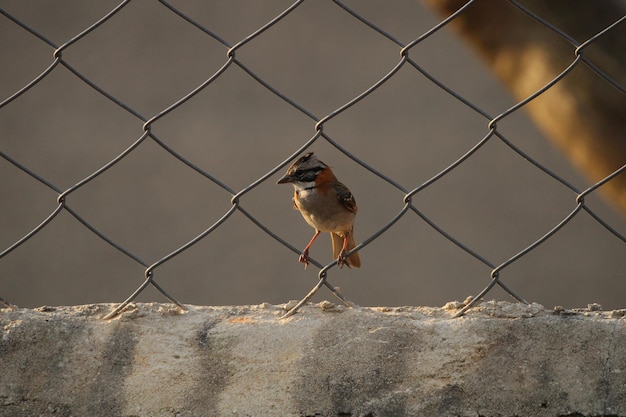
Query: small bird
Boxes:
[{"xmin": 277, "ymin": 152, "xmax": 361, "ymax": 268}]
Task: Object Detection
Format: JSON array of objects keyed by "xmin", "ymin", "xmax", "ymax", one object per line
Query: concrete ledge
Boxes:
[{"xmin": 1, "ymin": 301, "xmax": 625, "ymax": 417}]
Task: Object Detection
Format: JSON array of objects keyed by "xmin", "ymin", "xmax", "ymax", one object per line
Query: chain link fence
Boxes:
[{"xmin": 1, "ymin": 1, "xmax": 625, "ymax": 318}]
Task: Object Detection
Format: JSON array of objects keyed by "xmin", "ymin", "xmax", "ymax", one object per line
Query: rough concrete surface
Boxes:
[{"xmin": 1, "ymin": 301, "xmax": 625, "ymax": 417}]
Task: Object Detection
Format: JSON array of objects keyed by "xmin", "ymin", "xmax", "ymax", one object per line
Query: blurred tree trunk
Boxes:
[{"xmin": 422, "ymin": 0, "xmax": 626, "ymax": 214}]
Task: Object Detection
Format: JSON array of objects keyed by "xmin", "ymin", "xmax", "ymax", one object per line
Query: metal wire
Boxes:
[{"xmin": 0, "ymin": 1, "xmax": 624, "ymax": 318}]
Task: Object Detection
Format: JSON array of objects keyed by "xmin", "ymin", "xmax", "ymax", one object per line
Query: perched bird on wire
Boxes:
[{"xmin": 277, "ymin": 152, "xmax": 361, "ymax": 269}]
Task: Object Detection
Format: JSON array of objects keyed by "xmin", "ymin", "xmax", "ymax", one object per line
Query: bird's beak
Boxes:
[{"xmin": 277, "ymin": 174, "xmax": 292, "ymax": 184}]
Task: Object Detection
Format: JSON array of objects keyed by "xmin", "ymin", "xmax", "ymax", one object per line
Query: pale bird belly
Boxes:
[{"xmin": 296, "ymin": 190, "xmax": 354, "ymax": 234}]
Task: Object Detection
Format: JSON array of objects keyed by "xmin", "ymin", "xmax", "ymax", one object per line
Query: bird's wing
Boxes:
[{"xmin": 335, "ymin": 182, "xmax": 357, "ymax": 214}]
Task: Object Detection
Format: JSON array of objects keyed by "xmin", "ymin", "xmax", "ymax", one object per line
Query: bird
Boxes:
[{"xmin": 277, "ymin": 152, "xmax": 361, "ymax": 269}]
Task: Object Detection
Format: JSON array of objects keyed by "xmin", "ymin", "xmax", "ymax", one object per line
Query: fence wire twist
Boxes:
[{"xmin": 1, "ymin": 1, "xmax": 624, "ymax": 319}]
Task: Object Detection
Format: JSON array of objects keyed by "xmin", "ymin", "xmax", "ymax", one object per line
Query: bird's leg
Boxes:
[
  {"xmin": 336, "ymin": 234, "xmax": 350, "ymax": 268},
  {"xmin": 299, "ymin": 230, "xmax": 321, "ymax": 269}
]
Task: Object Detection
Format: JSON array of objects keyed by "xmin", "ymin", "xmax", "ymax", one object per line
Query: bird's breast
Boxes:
[{"xmin": 294, "ymin": 187, "xmax": 355, "ymax": 233}]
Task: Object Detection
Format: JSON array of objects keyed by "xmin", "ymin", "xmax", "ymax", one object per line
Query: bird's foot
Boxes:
[
  {"xmin": 298, "ymin": 251, "xmax": 310, "ymax": 269},
  {"xmin": 337, "ymin": 250, "xmax": 348, "ymax": 269}
]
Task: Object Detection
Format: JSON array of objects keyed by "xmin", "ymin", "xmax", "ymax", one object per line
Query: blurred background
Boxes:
[{"xmin": 1, "ymin": 1, "xmax": 624, "ymax": 310}]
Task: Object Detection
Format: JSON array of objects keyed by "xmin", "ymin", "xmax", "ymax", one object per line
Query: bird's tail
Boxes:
[{"xmin": 331, "ymin": 229, "xmax": 361, "ymax": 268}]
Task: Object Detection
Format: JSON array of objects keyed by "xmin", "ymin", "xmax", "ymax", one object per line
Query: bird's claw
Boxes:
[
  {"xmin": 298, "ymin": 251, "xmax": 310, "ymax": 269},
  {"xmin": 298, "ymin": 250, "xmax": 349, "ymax": 269},
  {"xmin": 337, "ymin": 250, "xmax": 348, "ymax": 269}
]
